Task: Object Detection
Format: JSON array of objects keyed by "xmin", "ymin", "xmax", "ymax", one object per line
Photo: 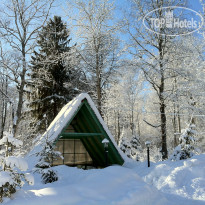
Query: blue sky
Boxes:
[
  {"xmin": 50, "ymin": 0, "xmax": 204, "ymax": 24},
  {"xmin": 114, "ymin": 0, "xmax": 204, "ymax": 12},
  {"xmin": 48, "ymin": 0, "xmax": 204, "ymax": 43},
  {"xmin": 188, "ymin": 0, "xmax": 203, "ymax": 11}
]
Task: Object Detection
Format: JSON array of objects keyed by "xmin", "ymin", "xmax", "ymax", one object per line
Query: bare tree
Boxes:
[
  {"xmin": 103, "ymin": 65, "xmax": 144, "ymax": 143},
  {"xmin": 67, "ymin": 0, "xmax": 119, "ymax": 115},
  {"xmin": 0, "ymin": 0, "xmax": 54, "ymax": 136},
  {"xmin": 123, "ymin": 0, "xmax": 186, "ymax": 159}
]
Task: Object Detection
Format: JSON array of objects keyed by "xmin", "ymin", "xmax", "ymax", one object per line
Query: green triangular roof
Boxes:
[{"xmin": 36, "ymin": 93, "xmax": 125, "ymax": 167}]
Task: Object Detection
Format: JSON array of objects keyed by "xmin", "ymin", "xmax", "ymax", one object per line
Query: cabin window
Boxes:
[{"xmin": 52, "ymin": 139, "xmax": 93, "ymax": 166}]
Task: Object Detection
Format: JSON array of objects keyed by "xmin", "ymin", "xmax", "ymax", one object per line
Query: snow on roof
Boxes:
[{"xmin": 35, "ymin": 93, "xmax": 127, "ymax": 161}]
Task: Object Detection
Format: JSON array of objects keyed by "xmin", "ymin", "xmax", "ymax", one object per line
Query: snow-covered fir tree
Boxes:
[
  {"xmin": 27, "ymin": 16, "xmax": 86, "ymax": 132},
  {"xmin": 130, "ymin": 134, "xmax": 141, "ymax": 160},
  {"xmin": 0, "ymin": 131, "xmax": 34, "ymax": 202},
  {"xmin": 119, "ymin": 128, "xmax": 141, "ymax": 160},
  {"xmin": 35, "ymin": 137, "xmax": 63, "ymax": 184},
  {"xmin": 170, "ymin": 123, "xmax": 197, "ymax": 161},
  {"xmin": 119, "ymin": 137, "xmax": 132, "ymax": 158}
]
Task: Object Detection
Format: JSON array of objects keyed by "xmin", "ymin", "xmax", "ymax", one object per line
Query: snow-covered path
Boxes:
[{"xmin": 2, "ymin": 154, "xmax": 205, "ymax": 205}]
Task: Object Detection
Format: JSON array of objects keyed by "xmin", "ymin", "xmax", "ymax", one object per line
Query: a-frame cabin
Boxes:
[{"xmin": 41, "ymin": 93, "xmax": 124, "ymax": 168}]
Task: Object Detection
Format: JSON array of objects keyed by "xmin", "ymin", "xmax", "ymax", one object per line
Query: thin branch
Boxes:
[{"xmin": 143, "ymin": 119, "xmax": 161, "ymax": 128}]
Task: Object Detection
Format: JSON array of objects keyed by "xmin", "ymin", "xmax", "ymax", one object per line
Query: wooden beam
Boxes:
[{"xmin": 61, "ymin": 133, "xmax": 102, "ymax": 138}]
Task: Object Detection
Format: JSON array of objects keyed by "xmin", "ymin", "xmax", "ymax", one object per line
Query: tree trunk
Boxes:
[
  {"xmin": 177, "ymin": 105, "xmax": 181, "ymax": 133},
  {"xmin": 95, "ymin": 50, "xmax": 103, "ymax": 117},
  {"xmin": 1, "ymin": 98, "xmax": 7, "ymax": 139},
  {"xmin": 117, "ymin": 111, "xmax": 121, "ymax": 144},
  {"xmin": 114, "ymin": 110, "xmax": 117, "ymax": 141},
  {"xmin": 130, "ymin": 109, "xmax": 134, "ymax": 135},
  {"xmin": 136, "ymin": 113, "xmax": 141, "ymax": 136},
  {"xmin": 14, "ymin": 48, "xmax": 26, "ymax": 136},
  {"xmin": 0, "ymin": 77, "xmax": 8, "ymax": 139},
  {"xmin": 160, "ymin": 101, "xmax": 168, "ymax": 159},
  {"xmin": 173, "ymin": 103, "xmax": 178, "ymax": 147},
  {"xmin": 159, "ymin": 33, "xmax": 168, "ymax": 160}
]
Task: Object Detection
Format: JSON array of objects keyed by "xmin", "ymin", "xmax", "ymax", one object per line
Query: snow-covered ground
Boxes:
[
  {"xmin": 126, "ymin": 154, "xmax": 205, "ymax": 205},
  {"xmin": 2, "ymin": 154, "xmax": 205, "ymax": 205}
]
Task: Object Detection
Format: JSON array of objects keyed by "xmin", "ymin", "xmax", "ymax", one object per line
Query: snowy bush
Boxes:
[
  {"xmin": 35, "ymin": 140, "xmax": 63, "ymax": 184},
  {"xmin": 119, "ymin": 128, "xmax": 141, "ymax": 160},
  {"xmin": 41, "ymin": 169, "xmax": 58, "ymax": 184},
  {"xmin": 0, "ymin": 131, "xmax": 34, "ymax": 202},
  {"xmin": 170, "ymin": 123, "xmax": 196, "ymax": 161},
  {"xmin": 130, "ymin": 135, "xmax": 141, "ymax": 161},
  {"xmin": 119, "ymin": 137, "xmax": 132, "ymax": 158}
]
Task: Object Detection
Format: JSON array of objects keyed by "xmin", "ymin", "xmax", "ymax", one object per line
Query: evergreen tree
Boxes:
[
  {"xmin": 119, "ymin": 136, "xmax": 132, "ymax": 158},
  {"xmin": 130, "ymin": 134, "xmax": 141, "ymax": 161},
  {"xmin": 27, "ymin": 16, "xmax": 85, "ymax": 131},
  {"xmin": 119, "ymin": 128, "xmax": 142, "ymax": 160},
  {"xmin": 35, "ymin": 139, "xmax": 62, "ymax": 184},
  {"xmin": 170, "ymin": 123, "xmax": 196, "ymax": 161},
  {"xmin": 33, "ymin": 115, "xmax": 62, "ymax": 184}
]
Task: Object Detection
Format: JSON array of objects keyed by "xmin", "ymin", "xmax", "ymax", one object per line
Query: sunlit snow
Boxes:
[{"xmin": 2, "ymin": 154, "xmax": 205, "ymax": 205}]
